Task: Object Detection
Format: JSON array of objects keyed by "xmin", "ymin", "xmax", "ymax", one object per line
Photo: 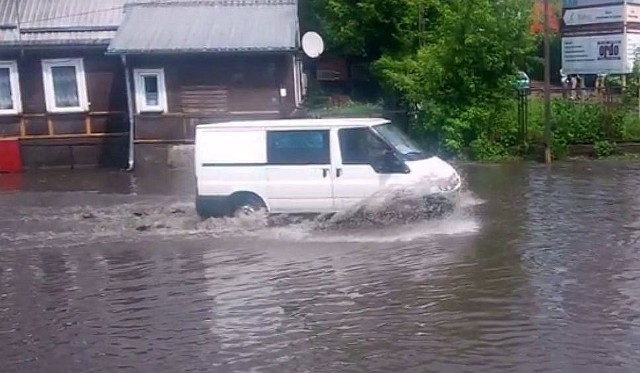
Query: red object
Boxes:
[
  {"xmin": 0, "ymin": 138, "xmax": 22, "ymax": 173},
  {"xmin": 530, "ymin": 0, "xmax": 560, "ymax": 35}
]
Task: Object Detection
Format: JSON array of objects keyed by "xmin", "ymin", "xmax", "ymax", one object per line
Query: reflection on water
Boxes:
[{"xmin": 1, "ymin": 161, "xmax": 640, "ymax": 372}]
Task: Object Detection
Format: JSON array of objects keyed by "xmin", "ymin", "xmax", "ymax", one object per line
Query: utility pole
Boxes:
[
  {"xmin": 418, "ymin": 3, "xmax": 425, "ymax": 47},
  {"xmin": 543, "ymin": 0, "xmax": 552, "ymax": 164}
]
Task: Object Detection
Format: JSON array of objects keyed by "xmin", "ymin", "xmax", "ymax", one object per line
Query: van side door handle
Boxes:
[
  {"xmin": 322, "ymin": 168, "xmax": 329, "ymax": 178},
  {"xmin": 336, "ymin": 168, "xmax": 343, "ymax": 178}
]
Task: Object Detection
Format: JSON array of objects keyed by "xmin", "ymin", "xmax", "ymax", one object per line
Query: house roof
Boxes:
[
  {"xmin": 107, "ymin": 2, "xmax": 299, "ymax": 54},
  {"xmin": 0, "ymin": 0, "xmax": 124, "ymax": 46},
  {"xmin": 0, "ymin": 0, "xmax": 298, "ymax": 49}
]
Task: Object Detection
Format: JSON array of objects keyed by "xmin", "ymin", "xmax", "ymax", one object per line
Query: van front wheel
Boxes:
[
  {"xmin": 231, "ymin": 194, "xmax": 266, "ymax": 218},
  {"xmin": 196, "ymin": 196, "xmax": 212, "ymax": 218},
  {"xmin": 196, "ymin": 195, "xmax": 224, "ymax": 219}
]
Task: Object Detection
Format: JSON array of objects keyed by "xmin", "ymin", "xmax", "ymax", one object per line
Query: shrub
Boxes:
[{"xmin": 594, "ymin": 140, "xmax": 616, "ymax": 158}]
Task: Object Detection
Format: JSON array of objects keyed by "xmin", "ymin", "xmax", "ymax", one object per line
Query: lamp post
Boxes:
[{"xmin": 543, "ymin": 0, "xmax": 552, "ymax": 164}]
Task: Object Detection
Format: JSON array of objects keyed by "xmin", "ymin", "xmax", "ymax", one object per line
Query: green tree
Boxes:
[
  {"xmin": 305, "ymin": 0, "xmax": 442, "ymax": 58},
  {"xmin": 308, "ymin": 0, "xmax": 535, "ymax": 158},
  {"xmin": 375, "ymin": 0, "xmax": 535, "ymax": 157}
]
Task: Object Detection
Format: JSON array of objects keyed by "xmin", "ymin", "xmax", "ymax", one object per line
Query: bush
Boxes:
[
  {"xmin": 526, "ymin": 96, "xmax": 628, "ymax": 159},
  {"xmin": 371, "ymin": 0, "xmax": 534, "ymax": 161},
  {"xmin": 594, "ymin": 140, "xmax": 616, "ymax": 158},
  {"xmin": 469, "ymin": 137, "xmax": 508, "ymax": 161},
  {"xmin": 621, "ymin": 112, "xmax": 640, "ymax": 141},
  {"xmin": 551, "ymin": 99, "xmax": 606, "ymax": 144}
]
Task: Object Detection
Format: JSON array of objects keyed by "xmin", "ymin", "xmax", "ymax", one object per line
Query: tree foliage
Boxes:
[
  {"xmin": 306, "ymin": 0, "xmax": 443, "ymax": 58},
  {"xmin": 309, "ymin": 0, "xmax": 537, "ymax": 158}
]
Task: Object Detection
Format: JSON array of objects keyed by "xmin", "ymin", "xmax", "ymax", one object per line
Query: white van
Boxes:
[{"xmin": 194, "ymin": 118, "xmax": 461, "ymax": 218}]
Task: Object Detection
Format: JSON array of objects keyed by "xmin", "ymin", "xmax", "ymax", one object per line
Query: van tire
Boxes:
[
  {"xmin": 230, "ymin": 193, "xmax": 267, "ymax": 218},
  {"xmin": 195, "ymin": 196, "xmax": 213, "ymax": 218},
  {"xmin": 195, "ymin": 196, "xmax": 228, "ymax": 219}
]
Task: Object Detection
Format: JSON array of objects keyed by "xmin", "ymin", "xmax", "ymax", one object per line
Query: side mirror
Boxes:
[{"xmin": 371, "ymin": 151, "xmax": 409, "ymax": 174}]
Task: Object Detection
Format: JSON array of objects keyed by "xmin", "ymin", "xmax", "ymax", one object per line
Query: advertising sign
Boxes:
[
  {"xmin": 563, "ymin": 0, "xmax": 639, "ymax": 9},
  {"xmin": 627, "ymin": 33, "xmax": 640, "ymax": 70},
  {"xmin": 562, "ymin": 5, "xmax": 624, "ymax": 26},
  {"xmin": 628, "ymin": 4, "xmax": 640, "ymax": 22},
  {"xmin": 561, "ymin": 1, "xmax": 640, "ymax": 74},
  {"xmin": 562, "ymin": 34, "xmax": 628, "ymax": 74}
]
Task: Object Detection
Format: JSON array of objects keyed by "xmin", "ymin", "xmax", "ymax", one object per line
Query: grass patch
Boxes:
[
  {"xmin": 621, "ymin": 111, "xmax": 640, "ymax": 141},
  {"xmin": 525, "ymin": 96, "xmax": 640, "ymax": 144},
  {"xmin": 307, "ymin": 101, "xmax": 384, "ymax": 117}
]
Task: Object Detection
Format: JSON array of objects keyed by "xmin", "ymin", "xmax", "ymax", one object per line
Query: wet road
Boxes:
[{"xmin": 1, "ymin": 162, "xmax": 640, "ymax": 372}]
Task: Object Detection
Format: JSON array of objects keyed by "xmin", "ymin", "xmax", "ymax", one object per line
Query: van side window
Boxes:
[
  {"xmin": 339, "ymin": 127, "xmax": 391, "ymax": 164},
  {"xmin": 267, "ymin": 130, "xmax": 330, "ymax": 165}
]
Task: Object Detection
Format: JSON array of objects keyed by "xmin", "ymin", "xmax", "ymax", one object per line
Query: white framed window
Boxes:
[
  {"xmin": 41, "ymin": 58, "xmax": 89, "ymax": 113},
  {"xmin": 133, "ymin": 68, "xmax": 168, "ymax": 113},
  {"xmin": 0, "ymin": 61, "xmax": 22, "ymax": 115}
]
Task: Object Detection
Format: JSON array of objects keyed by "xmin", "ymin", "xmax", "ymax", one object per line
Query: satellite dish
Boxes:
[{"xmin": 302, "ymin": 31, "xmax": 325, "ymax": 59}]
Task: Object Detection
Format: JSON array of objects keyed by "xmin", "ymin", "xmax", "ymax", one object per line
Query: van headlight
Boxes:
[{"xmin": 437, "ymin": 173, "xmax": 461, "ymax": 192}]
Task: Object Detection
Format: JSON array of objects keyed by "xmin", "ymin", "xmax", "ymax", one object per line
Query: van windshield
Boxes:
[{"xmin": 373, "ymin": 123, "xmax": 428, "ymax": 161}]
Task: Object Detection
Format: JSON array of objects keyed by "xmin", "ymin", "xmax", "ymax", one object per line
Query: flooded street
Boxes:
[{"xmin": 1, "ymin": 161, "xmax": 640, "ymax": 372}]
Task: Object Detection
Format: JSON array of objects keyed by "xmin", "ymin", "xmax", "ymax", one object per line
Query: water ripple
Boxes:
[{"xmin": 1, "ymin": 163, "xmax": 640, "ymax": 372}]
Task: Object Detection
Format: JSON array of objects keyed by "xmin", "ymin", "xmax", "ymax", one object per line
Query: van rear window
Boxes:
[{"xmin": 267, "ymin": 130, "xmax": 330, "ymax": 165}]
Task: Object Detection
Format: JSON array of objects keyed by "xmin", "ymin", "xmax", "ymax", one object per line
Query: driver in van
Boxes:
[{"xmin": 342, "ymin": 129, "xmax": 389, "ymax": 164}]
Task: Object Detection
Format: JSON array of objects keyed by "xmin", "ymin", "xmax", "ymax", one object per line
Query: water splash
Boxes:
[
  {"xmin": 263, "ymin": 204, "xmax": 480, "ymax": 243},
  {"xmin": 312, "ymin": 176, "xmax": 464, "ymax": 230},
  {"xmin": 0, "ymin": 180, "xmax": 484, "ymax": 251}
]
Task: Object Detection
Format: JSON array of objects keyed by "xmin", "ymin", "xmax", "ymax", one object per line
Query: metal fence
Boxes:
[{"xmin": 517, "ymin": 85, "xmax": 636, "ymax": 146}]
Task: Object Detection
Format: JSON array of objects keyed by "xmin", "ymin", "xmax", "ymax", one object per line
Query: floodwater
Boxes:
[{"xmin": 1, "ymin": 161, "xmax": 640, "ymax": 372}]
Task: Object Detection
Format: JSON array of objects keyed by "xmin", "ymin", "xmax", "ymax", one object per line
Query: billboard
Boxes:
[
  {"xmin": 562, "ymin": 5, "xmax": 624, "ymax": 26},
  {"xmin": 563, "ymin": 0, "xmax": 639, "ymax": 8},
  {"xmin": 627, "ymin": 33, "xmax": 640, "ymax": 71},
  {"xmin": 561, "ymin": 1, "xmax": 640, "ymax": 74},
  {"xmin": 562, "ymin": 35, "xmax": 624, "ymax": 74},
  {"xmin": 562, "ymin": 34, "xmax": 640, "ymax": 74}
]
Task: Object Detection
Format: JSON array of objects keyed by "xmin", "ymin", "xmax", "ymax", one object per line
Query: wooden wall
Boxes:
[
  {"xmin": 129, "ymin": 53, "xmax": 298, "ymax": 142},
  {"xmin": 0, "ymin": 49, "xmax": 299, "ymax": 144},
  {"xmin": 0, "ymin": 48, "xmax": 128, "ymax": 140}
]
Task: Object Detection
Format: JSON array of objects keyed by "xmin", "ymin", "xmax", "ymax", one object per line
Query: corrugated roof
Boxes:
[
  {"xmin": 0, "ymin": 30, "xmax": 117, "ymax": 46},
  {"xmin": 0, "ymin": 0, "xmax": 125, "ymax": 46},
  {"xmin": 0, "ymin": 0, "xmax": 126, "ymax": 29},
  {"xmin": 0, "ymin": 0, "xmax": 293, "ymax": 47},
  {"xmin": 107, "ymin": 2, "xmax": 299, "ymax": 53}
]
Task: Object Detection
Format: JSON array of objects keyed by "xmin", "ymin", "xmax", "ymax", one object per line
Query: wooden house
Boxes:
[{"xmin": 0, "ymin": 0, "xmax": 303, "ymax": 169}]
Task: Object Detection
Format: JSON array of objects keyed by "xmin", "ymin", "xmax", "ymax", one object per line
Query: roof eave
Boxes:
[
  {"xmin": 105, "ymin": 47, "xmax": 300, "ymax": 55},
  {"xmin": 0, "ymin": 40, "xmax": 111, "ymax": 48}
]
